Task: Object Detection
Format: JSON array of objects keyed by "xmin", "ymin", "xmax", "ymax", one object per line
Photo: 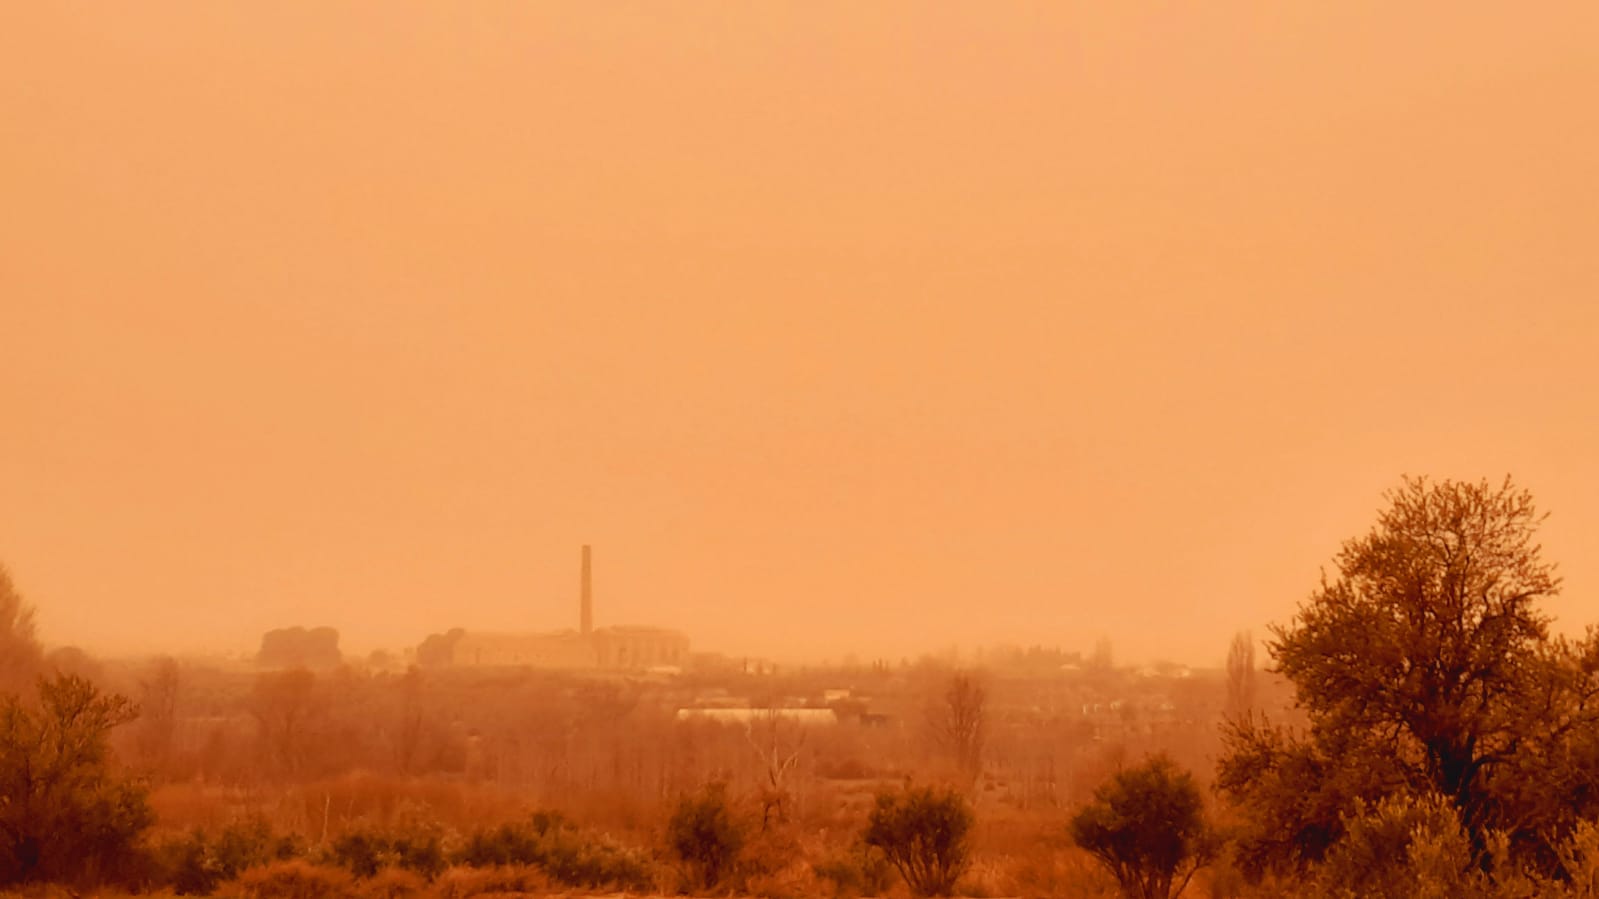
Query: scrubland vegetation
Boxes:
[{"xmin": 4, "ymin": 476, "xmax": 1599, "ymax": 897}]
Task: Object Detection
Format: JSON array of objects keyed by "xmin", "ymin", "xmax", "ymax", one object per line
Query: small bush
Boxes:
[
  {"xmin": 151, "ymin": 818, "xmax": 303, "ymax": 895},
  {"xmin": 330, "ymin": 830, "xmax": 386, "ymax": 878},
  {"xmin": 862, "ymin": 785, "xmax": 973, "ymax": 897},
  {"xmin": 451, "ymin": 810, "xmax": 651, "ymax": 891},
  {"xmin": 431, "ymin": 864, "xmax": 549, "ymax": 899},
  {"xmin": 228, "ymin": 860, "xmax": 357, "ymax": 899},
  {"xmin": 453, "ymin": 812, "xmax": 563, "ymax": 868},
  {"xmin": 736, "ymin": 826, "xmax": 819, "ymax": 899},
  {"xmin": 327, "ymin": 824, "xmax": 446, "ymax": 880},
  {"xmin": 667, "ymin": 782, "xmax": 748, "ymax": 891},
  {"xmin": 357, "ymin": 866, "xmax": 427, "ymax": 899},
  {"xmin": 216, "ymin": 818, "xmax": 302, "ymax": 873},
  {"xmin": 151, "ymin": 830, "xmax": 215, "ymax": 896},
  {"xmin": 0, "ymin": 675, "xmax": 154, "ymax": 888},
  {"xmin": 1070, "ymin": 754, "xmax": 1211, "ymax": 899},
  {"xmin": 813, "ymin": 855, "xmax": 862, "ymax": 896},
  {"xmin": 537, "ymin": 829, "xmax": 652, "ymax": 891},
  {"xmin": 1310, "ymin": 792, "xmax": 1491, "ymax": 899},
  {"xmin": 813, "ymin": 842, "xmax": 894, "ymax": 898}
]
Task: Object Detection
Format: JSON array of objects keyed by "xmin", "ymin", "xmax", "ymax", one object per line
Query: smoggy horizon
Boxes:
[{"xmin": 4, "ymin": 4, "xmax": 1598, "ymax": 669}]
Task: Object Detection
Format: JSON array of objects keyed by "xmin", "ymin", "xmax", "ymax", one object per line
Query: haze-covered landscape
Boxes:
[{"xmin": 4, "ymin": 4, "xmax": 1599, "ymax": 898}]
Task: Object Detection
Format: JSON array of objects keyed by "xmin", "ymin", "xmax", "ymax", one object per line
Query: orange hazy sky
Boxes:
[{"xmin": 3, "ymin": 4, "xmax": 1597, "ymax": 666}]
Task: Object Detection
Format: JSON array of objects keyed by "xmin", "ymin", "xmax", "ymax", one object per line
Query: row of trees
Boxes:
[
  {"xmin": 664, "ymin": 753, "xmax": 1213, "ymax": 898},
  {"xmin": 5, "ymin": 474, "xmax": 1598, "ymax": 897},
  {"xmin": 847, "ymin": 476, "xmax": 1599, "ymax": 897}
]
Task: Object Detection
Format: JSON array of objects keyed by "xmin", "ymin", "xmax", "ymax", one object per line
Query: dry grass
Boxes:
[
  {"xmin": 151, "ymin": 773, "xmax": 533, "ymax": 839},
  {"xmin": 430, "ymin": 865, "xmax": 549, "ymax": 898},
  {"xmin": 226, "ymin": 860, "xmax": 358, "ymax": 899}
]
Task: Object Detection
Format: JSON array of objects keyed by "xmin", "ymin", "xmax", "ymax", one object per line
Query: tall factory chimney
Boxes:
[{"xmin": 579, "ymin": 544, "xmax": 593, "ymax": 636}]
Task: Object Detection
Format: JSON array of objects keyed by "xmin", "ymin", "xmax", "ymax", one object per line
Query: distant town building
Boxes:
[
  {"xmin": 675, "ymin": 708, "xmax": 839, "ymax": 726},
  {"xmin": 416, "ymin": 546, "xmax": 690, "ymax": 671},
  {"xmin": 257, "ymin": 626, "xmax": 342, "ymax": 669}
]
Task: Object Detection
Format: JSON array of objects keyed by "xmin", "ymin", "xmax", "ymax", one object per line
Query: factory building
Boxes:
[{"xmin": 416, "ymin": 546, "xmax": 690, "ymax": 670}]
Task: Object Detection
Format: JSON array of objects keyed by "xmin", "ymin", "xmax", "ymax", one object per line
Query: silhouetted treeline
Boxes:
[{"xmin": 9, "ymin": 476, "xmax": 1599, "ymax": 896}]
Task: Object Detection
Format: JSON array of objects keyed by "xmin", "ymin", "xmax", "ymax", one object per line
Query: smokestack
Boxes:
[{"xmin": 580, "ymin": 545, "xmax": 593, "ymax": 636}]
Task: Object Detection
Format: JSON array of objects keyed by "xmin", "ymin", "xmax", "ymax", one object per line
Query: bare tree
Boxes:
[
  {"xmin": 927, "ymin": 671, "xmax": 987, "ymax": 791},
  {"xmin": 248, "ymin": 668, "xmax": 319, "ymax": 778},
  {"xmin": 391, "ymin": 666, "xmax": 429, "ymax": 776},
  {"xmin": 746, "ymin": 707, "xmax": 806, "ymax": 828},
  {"xmin": 1224, "ymin": 631, "xmax": 1256, "ymax": 722},
  {"xmin": 135, "ymin": 656, "xmax": 181, "ymax": 776},
  {"xmin": 0, "ymin": 565, "xmax": 42, "ymax": 692}
]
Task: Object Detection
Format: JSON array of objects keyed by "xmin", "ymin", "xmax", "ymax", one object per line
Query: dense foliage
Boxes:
[
  {"xmin": 666, "ymin": 781, "xmax": 747, "ymax": 890},
  {"xmin": 863, "ymin": 784, "xmax": 973, "ymax": 897},
  {"xmin": 452, "ymin": 810, "xmax": 651, "ymax": 891},
  {"xmin": 1218, "ymin": 476, "xmax": 1599, "ymax": 880},
  {"xmin": 0, "ymin": 672, "xmax": 153, "ymax": 885},
  {"xmin": 1069, "ymin": 754, "xmax": 1210, "ymax": 899},
  {"xmin": 155, "ymin": 818, "xmax": 304, "ymax": 895}
]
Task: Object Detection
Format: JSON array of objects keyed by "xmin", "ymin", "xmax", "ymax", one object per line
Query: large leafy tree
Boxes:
[{"xmin": 1219, "ymin": 476, "xmax": 1599, "ymax": 874}]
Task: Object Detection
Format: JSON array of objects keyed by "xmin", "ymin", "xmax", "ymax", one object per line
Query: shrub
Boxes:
[
  {"xmin": 0, "ymin": 674, "xmax": 154, "ymax": 887},
  {"xmin": 431, "ymin": 864, "xmax": 549, "ymax": 899},
  {"xmin": 228, "ymin": 860, "xmax": 357, "ymax": 899},
  {"xmin": 1310, "ymin": 792, "xmax": 1494, "ymax": 899},
  {"xmin": 451, "ymin": 810, "xmax": 651, "ymax": 891},
  {"xmin": 357, "ymin": 866, "xmax": 427, "ymax": 899},
  {"xmin": 326, "ymin": 824, "xmax": 445, "ymax": 880},
  {"xmin": 330, "ymin": 830, "xmax": 386, "ymax": 878},
  {"xmin": 737, "ymin": 825, "xmax": 820, "ymax": 899},
  {"xmin": 216, "ymin": 817, "xmax": 303, "ymax": 872},
  {"xmin": 1070, "ymin": 754, "xmax": 1211, "ymax": 899},
  {"xmin": 536, "ymin": 828, "xmax": 652, "ymax": 891},
  {"xmin": 453, "ymin": 811, "xmax": 567, "ymax": 867},
  {"xmin": 812, "ymin": 855, "xmax": 862, "ymax": 896},
  {"xmin": 813, "ymin": 842, "xmax": 894, "ymax": 898},
  {"xmin": 862, "ymin": 785, "xmax": 973, "ymax": 897},
  {"xmin": 152, "ymin": 817, "xmax": 303, "ymax": 895},
  {"xmin": 157, "ymin": 830, "xmax": 217, "ymax": 896},
  {"xmin": 666, "ymin": 781, "xmax": 747, "ymax": 891}
]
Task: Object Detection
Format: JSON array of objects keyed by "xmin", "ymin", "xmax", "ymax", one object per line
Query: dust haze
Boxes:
[{"xmin": 3, "ymin": 4, "xmax": 1599, "ymax": 898}]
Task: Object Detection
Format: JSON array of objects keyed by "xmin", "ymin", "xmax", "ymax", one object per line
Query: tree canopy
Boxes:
[
  {"xmin": 864, "ymin": 784, "xmax": 973, "ymax": 897},
  {"xmin": 1218, "ymin": 476, "xmax": 1599, "ymax": 875},
  {"xmin": 1070, "ymin": 754, "xmax": 1210, "ymax": 899},
  {"xmin": 0, "ymin": 673, "xmax": 152, "ymax": 885}
]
